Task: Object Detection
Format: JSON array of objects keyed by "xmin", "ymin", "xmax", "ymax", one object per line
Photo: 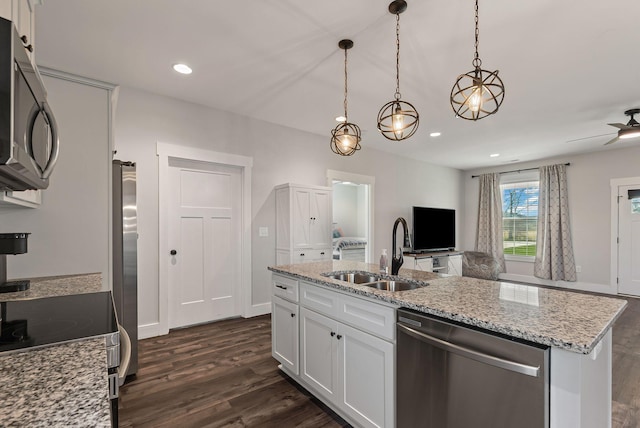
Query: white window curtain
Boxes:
[
  {"xmin": 533, "ymin": 164, "xmax": 577, "ymax": 281},
  {"xmin": 476, "ymin": 173, "xmax": 505, "ymax": 272}
]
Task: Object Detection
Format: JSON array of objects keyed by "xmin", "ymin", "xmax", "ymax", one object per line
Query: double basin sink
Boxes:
[{"xmin": 322, "ymin": 271, "xmax": 424, "ymax": 291}]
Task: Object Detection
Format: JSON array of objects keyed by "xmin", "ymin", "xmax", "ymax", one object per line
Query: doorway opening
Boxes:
[{"xmin": 327, "ymin": 170, "xmax": 375, "ymax": 263}]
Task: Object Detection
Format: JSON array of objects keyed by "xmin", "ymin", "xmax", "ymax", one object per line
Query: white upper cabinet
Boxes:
[
  {"xmin": 1, "ymin": 0, "xmax": 36, "ymax": 63},
  {"xmin": 276, "ymin": 183, "xmax": 332, "ymax": 264}
]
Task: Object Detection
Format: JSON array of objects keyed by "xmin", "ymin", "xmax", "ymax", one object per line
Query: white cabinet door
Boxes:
[
  {"xmin": 300, "ymin": 307, "xmax": 339, "ymax": 402},
  {"xmin": 272, "ymin": 296, "xmax": 299, "ymax": 375},
  {"xmin": 0, "ymin": 2, "xmax": 12, "ymax": 20},
  {"xmin": 310, "ymin": 189, "xmax": 332, "ymax": 248},
  {"xmin": 447, "ymin": 255, "xmax": 463, "ymax": 276},
  {"xmin": 339, "ymin": 322, "xmax": 394, "ymax": 428},
  {"xmin": 292, "ymin": 188, "xmax": 312, "ymax": 248}
]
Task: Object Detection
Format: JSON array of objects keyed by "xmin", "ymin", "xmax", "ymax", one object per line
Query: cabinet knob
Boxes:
[
  {"xmin": 299, "ymin": 253, "xmax": 305, "ymax": 256},
  {"xmin": 20, "ymin": 35, "xmax": 33, "ymax": 52},
  {"xmin": 290, "ymin": 313, "xmax": 296, "ymax": 318},
  {"xmin": 330, "ymin": 331, "xmax": 336, "ymax": 337},
  {"xmin": 170, "ymin": 249, "xmax": 177, "ymax": 255},
  {"xmin": 336, "ymin": 334, "xmax": 342, "ymax": 340},
  {"xmin": 320, "ymin": 252, "xmax": 325, "ymax": 255}
]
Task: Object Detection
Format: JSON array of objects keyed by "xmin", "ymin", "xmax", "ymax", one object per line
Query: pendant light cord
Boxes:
[
  {"xmin": 395, "ymin": 12, "xmax": 401, "ymax": 101},
  {"xmin": 343, "ymin": 47, "xmax": 349, "ymax": 120},
  {"xmin": 473, "ymin": 0, "xmax": 482, "ymax": 68}
]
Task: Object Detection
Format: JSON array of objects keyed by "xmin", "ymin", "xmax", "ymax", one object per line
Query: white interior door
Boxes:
[
  {"xmin": 168, "ymin": 158, "xmax": 242, "ymax": 328},
  {"xmin": 618, "ymin": 184, "xmax": 640, "ymax": 296}
]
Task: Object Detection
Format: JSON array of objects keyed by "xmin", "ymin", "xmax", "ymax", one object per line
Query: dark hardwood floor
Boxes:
[
  {"xmin": 120, "ymin": 297, "xmax": 640, "ymax": 427},
  {"xmin": 118, "ymin": 315, "xmax": 348, "ymax": 427}
]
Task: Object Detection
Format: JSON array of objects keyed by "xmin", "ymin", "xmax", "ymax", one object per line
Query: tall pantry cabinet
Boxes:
[{"xmin": 276, "ymin": 183, "xmax": 333, "ymax": 265}]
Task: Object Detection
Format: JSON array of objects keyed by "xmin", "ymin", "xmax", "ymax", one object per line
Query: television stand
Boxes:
[{"xmin": 402, "ymin": 250, "xmax": 463, "ymax": 275}]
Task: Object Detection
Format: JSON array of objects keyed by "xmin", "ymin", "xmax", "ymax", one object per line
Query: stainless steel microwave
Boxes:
[{"xmin": 0, "ymin": 17, "xmax": 59, "ymax": 191}]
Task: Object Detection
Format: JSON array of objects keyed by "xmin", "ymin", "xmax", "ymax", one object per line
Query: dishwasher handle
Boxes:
[{"xmin": 397, "ymin": 322, "xmax": 541, "ymax": 378}]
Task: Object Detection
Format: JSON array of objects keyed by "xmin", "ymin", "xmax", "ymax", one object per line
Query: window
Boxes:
[{"xmin": 501, "ymin": 180, "xmax": 539, "ymax": 257}]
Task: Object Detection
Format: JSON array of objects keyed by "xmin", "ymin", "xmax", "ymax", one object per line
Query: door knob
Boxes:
[{"xmin": 170, "ymin": 249, "xmax": 177, "ymax": 255}]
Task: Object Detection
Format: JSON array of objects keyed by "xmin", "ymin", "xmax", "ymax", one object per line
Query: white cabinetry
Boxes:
[
  {"xmin": 276, "ymin": 183, "xmax": 332, "ymax": 264},
  {"xmin": 403, "ymin": 252, "xmax": 462, "ymax": 276},
  {"xmin": 0, "ymin": 189, "xmax": 42, "ymax": 208},
  {"xmin": 271, "ymin": 274, "xmax": 300, "ymax": 375},
  {"xmin": 0, "ymin": 0, "xmax": 36, "ymax": 63},
  {"xmin": 295, "ymin": 280, "xmax": 395, "ymax": 428}
]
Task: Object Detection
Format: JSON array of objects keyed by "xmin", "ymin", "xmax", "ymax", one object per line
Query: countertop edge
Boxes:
[{"xmin": 268, "ymin": 265, "xmax": 627, "ymax": 355}]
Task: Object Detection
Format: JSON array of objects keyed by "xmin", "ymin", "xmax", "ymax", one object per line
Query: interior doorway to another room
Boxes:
[{"xmin": 327, "ymin": 170, "xmax": 374, "ymax": 263}]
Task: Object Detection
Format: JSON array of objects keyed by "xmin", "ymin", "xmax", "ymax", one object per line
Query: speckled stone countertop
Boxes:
[
  {"xmin": 0, "ymin": 337, "xmax": 111, "ymax": 427},
  {"xmin": 269, "ymin": 261, "xmax": 628, "ymax": 354},
  {"xmin": 0, "ymin": 273, "xmax": 103, "ymax": 301}
]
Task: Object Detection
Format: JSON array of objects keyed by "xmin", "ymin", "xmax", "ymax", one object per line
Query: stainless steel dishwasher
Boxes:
[{"xmin": 397, "ymin": 308, "xmax": 549, "ymax": 428}]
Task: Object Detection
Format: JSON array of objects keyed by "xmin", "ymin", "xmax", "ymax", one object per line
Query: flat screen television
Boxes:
[{"xmin": 412, "ymin": 206, "xmax": 455, "ymax": 252}]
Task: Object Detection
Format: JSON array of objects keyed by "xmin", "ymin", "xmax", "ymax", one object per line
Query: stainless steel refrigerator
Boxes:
[{"xmin": 112, "ymin": 160, "xmax": 138, "ymax": 379}]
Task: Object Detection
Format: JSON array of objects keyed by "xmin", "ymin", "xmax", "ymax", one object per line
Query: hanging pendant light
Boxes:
[
  {"xmin": 331, "ymin": 39, "xmax": 362, "ymax": 156},
  {"xmin": 450, "ymin": 0, "xmax": 505, "ymax": 120},
  {"xmin": 377, "ymin": 0, "xmax": 419, "ymax": 141}
]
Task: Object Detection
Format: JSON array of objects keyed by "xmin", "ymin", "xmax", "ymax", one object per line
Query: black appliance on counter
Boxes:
[
  {"xmin": 0, "ymin": 232, "xmax": 30, "ymax": 293},
  {"xmin": 0, "ymin": 17, "xmax": 59, "ymax": 191},
  {"xmin": 0, "ymin": 292, "xmax": 121, "ymax": 427}
]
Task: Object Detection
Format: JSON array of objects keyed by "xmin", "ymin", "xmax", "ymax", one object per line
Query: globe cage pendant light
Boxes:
[
  {"xmin": 450, "ymin": 0, "xmax": 505, "ymax": 120},
  {"xmin": 376, "ymin": 0, "xmax": 419, "ymax": 141},
  {"xmin": 330, "ymin": 39, "xmax": 362, "ymax": 156}
]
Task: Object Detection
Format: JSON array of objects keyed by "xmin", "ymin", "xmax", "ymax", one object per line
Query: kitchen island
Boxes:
[
  {"xmin": 0, "ymin": 273, "xmax": 114, "ymax": 427},
  {"xmin": 269, "ymin": 260, "xmax": 627, "ymax": 428}
]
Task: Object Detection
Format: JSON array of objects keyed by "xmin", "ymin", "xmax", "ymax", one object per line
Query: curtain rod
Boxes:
[{"xmin": 471, "ymin": 162, "xmax": 571, "ymax": 179}]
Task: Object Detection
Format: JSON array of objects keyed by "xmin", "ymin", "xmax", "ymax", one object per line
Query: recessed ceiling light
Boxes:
[
  {"xmin": 490, "ymin": 153, "xmax": 500, "ymax": 157},
  {"xmin": 335, "ymin": 116, "xmax": 347, "ymax": 122},
  {"xmin": 429, "ymin": 132, "xmax": 441, "ymax": 137},
  {"xmin": 173, "ymin": 63, "xmax": 192, "ymax": 75}
]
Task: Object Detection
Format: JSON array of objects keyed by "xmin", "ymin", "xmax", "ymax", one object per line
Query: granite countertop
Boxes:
[
  {"xmin": 0, "ymin": 337, "xmax": 111, "ymax": 427},
  {"xmin": 0, "ymin": 273, "xmax": 103, "ymax": 301},
  {"xmin": 269, "ymin": 261, "xmax": 628, "ymax": 354}
]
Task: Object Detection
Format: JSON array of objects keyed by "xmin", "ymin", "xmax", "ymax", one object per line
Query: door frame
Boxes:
[
  {"xmin": 326, "ymin": 169, "xmax": 375, "ymax": 263},
  {"xmin": 610, "ymin": 176, "xmax": 640, "ymax": 294},
  {"xmin": 158, "ymin": 142, "xmax": 253, "ymax": 336}
]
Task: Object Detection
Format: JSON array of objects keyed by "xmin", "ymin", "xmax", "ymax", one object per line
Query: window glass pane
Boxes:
[
  {"xmin": 632, "ymin": 198, "xmax": 640, "ymax": 214},
  {"xmin": 501, "ymin": 181, "xmax": 539, "ymax": 257}
]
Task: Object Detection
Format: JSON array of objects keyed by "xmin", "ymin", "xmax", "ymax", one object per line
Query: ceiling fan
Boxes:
[{"xmin": 604, "ymin": 108, "xmax": 640, "ymax": 145}]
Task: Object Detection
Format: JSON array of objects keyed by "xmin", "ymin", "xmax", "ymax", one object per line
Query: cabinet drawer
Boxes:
[
  {"xmin": 338, "ymin": 293, "xmax": 396, "ymax": 342},
  {"xmin": 300, "ymin": 282, "xmax": 339, "ymax": 318},
  {"xmin": 292, "ymin": 248, "xmax": 331, "ymax": 263},
  {"xmin": 273, "ymin": 274, "xmax": 299, "ymax": 302}
]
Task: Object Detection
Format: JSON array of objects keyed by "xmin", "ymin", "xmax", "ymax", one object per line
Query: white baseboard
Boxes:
[
  {"xmin": 138, "ymin": 322, "xmax": 168, "ymax": 339},
  {"xmin": 244, "ymin": 302, "xmax": 271, "ymax": 318},
  {"xmin": 499, "ymin": 273, "xmax": 617, "ymax": 295}
]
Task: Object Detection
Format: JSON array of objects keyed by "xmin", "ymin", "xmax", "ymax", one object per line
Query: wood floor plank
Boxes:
[{"xmin": 120, "ymin": 297, "xmax": 640, "ymax": 427}]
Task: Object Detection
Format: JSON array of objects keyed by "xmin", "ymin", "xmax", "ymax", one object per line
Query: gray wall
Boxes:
[
  {"xmin": 113, "ymin": 86, "xmax": 465, "ymax": 335},
  {"xmin": 0, "ymin": 75, "xmax": 111, "ymax": 285},
  {"xmin": 463, "ymin": 145, "xmax": 640, "ymax": 293}
]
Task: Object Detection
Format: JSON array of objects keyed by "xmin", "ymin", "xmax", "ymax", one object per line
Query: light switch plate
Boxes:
[{"xmin": 259, "ymin": 227, "xmax": 268, "ymax": 237}]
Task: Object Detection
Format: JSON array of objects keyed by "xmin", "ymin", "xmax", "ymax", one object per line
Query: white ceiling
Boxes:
[{"xmin": 34, "ymin": 0, "xmax": 640, "ymax": 170}]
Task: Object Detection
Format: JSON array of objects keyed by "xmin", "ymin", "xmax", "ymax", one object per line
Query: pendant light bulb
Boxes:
[
  {"xmin": 468, "ymin": 82, "xmax": 484, "ymax": 113},
  {"xmin": 339, "ymin": 130, "xmax": 357, "ymax": 151},
  {"xmin": 392, "ymin": 105, "xmax": 405, "ymax": 132}
]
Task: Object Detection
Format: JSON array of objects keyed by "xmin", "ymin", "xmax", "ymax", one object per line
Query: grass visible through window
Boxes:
[{"xmin": 504, "ymin": 245, "xmax": 536, "ymax": 256}]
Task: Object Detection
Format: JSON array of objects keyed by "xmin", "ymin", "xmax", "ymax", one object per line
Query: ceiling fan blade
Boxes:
[
  {"xmin": 608, "ymin": 123, "xmax": 629, "ymax": 130},
  {"xmin": 604, "ymin": 136, "xmax": 619, "ymax": 145},
  {"xmin": 565, "ymin": 132, "xmax": 615, "ymax": 143}
]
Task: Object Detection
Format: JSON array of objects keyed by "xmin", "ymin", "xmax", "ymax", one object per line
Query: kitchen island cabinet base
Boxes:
[{"xmin": 550, "ymin": 329, "xmax": 612, "ymax": 428}]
